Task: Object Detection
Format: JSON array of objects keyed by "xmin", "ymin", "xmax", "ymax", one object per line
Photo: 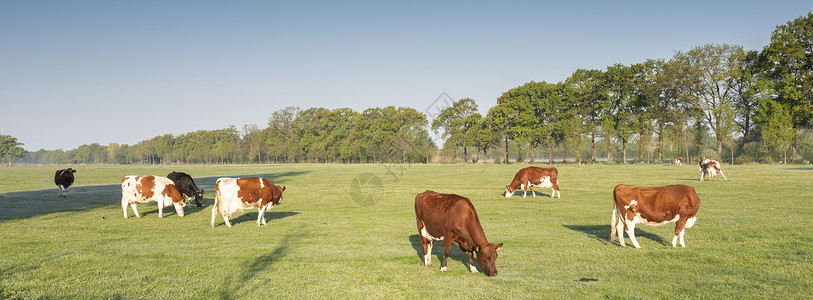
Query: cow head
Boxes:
[
  {"xmin": 504, "ymin": 186, "xmax": 516, "ymax": 198},
  {"xmin": 173, "ymin": 200, "xmax": 186, "ymax": 217},
  {"xmin": 193, "ymin": 189, "xmax": 204, "ymax": 207},
  {"xmin": 474, "ymin": 242, "xmax": 503, "ymax": 277},
  {"xmin": 272, "ymin": 186, "xmax": 286, "ymax": 205}
]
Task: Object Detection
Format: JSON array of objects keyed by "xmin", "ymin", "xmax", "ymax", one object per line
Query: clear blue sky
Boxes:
[{"xmin": 1, "ymin": 1, "xmax": 810, "ymax": 151}]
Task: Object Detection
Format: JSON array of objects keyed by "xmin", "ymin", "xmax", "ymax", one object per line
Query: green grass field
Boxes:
[{"xmin": 1, "ymin": 163, "xmax": 811, "ymax": 298}]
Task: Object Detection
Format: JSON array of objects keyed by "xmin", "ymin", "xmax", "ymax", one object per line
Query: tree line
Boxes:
[{"xmin": 3, "ymin": 13, "xmax": 812, "ymax": 165}]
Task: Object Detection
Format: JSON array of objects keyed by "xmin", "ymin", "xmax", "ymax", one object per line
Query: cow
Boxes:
[
  {"xmin": 504, "ymin": 166, "xmax": 560, "ymax": 198},
  {"xmin": 610, "ymin": 184, "xmax": 700, "ymax": 248},
  {"xmin": 167, "ymin": 171, "xmax": 204, "ymax": 207},
  {"xmin": 674, "ymin": 156, "xmax": 683, "ymax": 166},
  {"xmin": 415, "ymin": 190, "xmax": 503, "ymax": 276},
  {"xmin": 121, "ymin": 176, "xmax": 186, "ymax": 219},
  {"xmin": 210, "ymin": 177, "xmax": 285, "ymax": 227},
  {"xmin": 54, "ymin": 168, "xmax": 76, "ymax": 197},
  {"xmin": 699, "ymin": 158, "xmax": 728, "ymax": 181}
]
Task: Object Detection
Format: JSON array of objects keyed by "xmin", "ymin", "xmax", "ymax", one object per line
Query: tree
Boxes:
[
  {"xmin": 0, "ymin": 134, "xmax": 26, "ymax": 166},
  {"xmin": 431, "ymin": 98, "xmax": 478, "ymax": 162},
  {"xmin": 734, "ymin": 51, "xmax": 772, "ymax": 156},
  {"xmin": 673, "ymin": 44, "xmax": 744, "ymax": 157},
  {"xmin": 465, "ymin": 113, "xmax": 500, "ymax": 163},
  {"xmin": 763, "ymin": 12, "xmax": 813, "ymax": 163},
  {"xmin": 755, "ymin": 99, "xmax": 795, "ymax": 162},
  {"xmin": 565, "ymin": 69, "xmax": 605, "ymax": 163},
  {"xmin": 603, "ymin": 63, "xmax": 637, "ymax": 163}
]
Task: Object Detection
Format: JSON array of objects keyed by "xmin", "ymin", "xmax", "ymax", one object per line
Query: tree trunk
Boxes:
[
  {"xmin": 504, "ymin": 137, "xmax": 509, "ymax": 164},
  {"xmin": 657, "ymin": 130, "xmax": 664, "ymax": 164},
  {"xmin": 529, "ymin": 145, "xmax": 535, "ymax": 164},
  {"xmin": 622, "ymin": 141, "xmax": 627, "ymax": 164},
  {"xmin": 590, "ymin": 131, "xmax": 596, "ymax": 164},
  {"xmin": 548, "ymin": 143, "xmax": 553, "ymax": 164},
  {"xmin": 792, "ymin": 132, "xmax": 798, "ymax": 163}
]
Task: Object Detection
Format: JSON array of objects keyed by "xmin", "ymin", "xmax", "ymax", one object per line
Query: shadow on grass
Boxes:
[
  {"xmin": 0, "ymin": 171, "xmax": 309, "ymax": 222},
  {"xmin": 408, "ymin": 234, "xmax": 474, "ymax": 272},
  {"xmin": 563, "ymin": 224, "xmax": 667, "ymax": 246},
  {"xmin": 218, "ymin": 228, "xmax": 302, "ymax": 299},
  {"xmin": 211, "ymin": 211, "xmax": 300, "ymax": 228}
]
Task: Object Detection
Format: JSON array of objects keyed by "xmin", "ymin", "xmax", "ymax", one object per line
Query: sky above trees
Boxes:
[{"xmin": 1, "ymin": 1, "xmax": 810, "ymax": 151}]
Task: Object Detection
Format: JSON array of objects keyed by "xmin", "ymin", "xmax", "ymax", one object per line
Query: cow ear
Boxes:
[
  {"xmin": 281, "ymin": 186, "xmax": 286, "ymax": 192},
  {"xmin": 495, "ymin": 243, "xmax": 503, "ymax": 251}
]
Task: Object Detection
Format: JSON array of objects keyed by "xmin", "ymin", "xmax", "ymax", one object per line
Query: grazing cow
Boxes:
[
  {"xmin": 610, "ymin": 184, "xmax": 700, "ymax": 248},
  {"xmin": 504, "ymin": 166, "xmax": 560, "ymax": 198},
  {"xmin": 121, "ymin": 176, "xmax": 186, "ymax": 219},
  {"xmin": 167, "ymin": 171, "xmax": 204, "ymax": 207},
  {"xmin": 54, "ymin": 168, "xmax": 76, "ymax": 197},
  {"xmin": 674, "ymin": 156, "xmax": 683, "ymax": 166},
  {"xmin": 699, "ymin": 158, "xmax": 728, "ymax": 181},
  {"xmin": 211, "ymin": 177, "xmax": 285, "ymax": 227},
  {"xmin": 415, "ymin": 190, "xmax": 503, "ymax": 276}
]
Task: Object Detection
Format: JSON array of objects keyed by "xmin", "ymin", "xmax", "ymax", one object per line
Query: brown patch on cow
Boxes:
[
  {"xmin": 236, "ymin": 177, "xmax": 274, "ymax": 207},
  {"xmin": 137, "ymin": 176, "xmax": 156, "ymax": 199},
  {"xmin": 161, "ymin": 184, "xmax": 185, "ymax": 204}
]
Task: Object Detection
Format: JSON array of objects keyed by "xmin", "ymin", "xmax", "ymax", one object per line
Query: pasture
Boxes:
[{"xmin": 0, "ymin": 163, "xmax": 810, "ymax": 298}]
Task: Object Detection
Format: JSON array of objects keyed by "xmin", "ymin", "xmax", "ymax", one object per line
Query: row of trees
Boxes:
[
  {"xmin": 15, "ymin": 106, "xmax": 436, "ymax": 165},
  {"xmin": 431, "ymin": 13, "xmax": 813, "ymax": 164},
  {"xmin": 4, "ymin": 13, "xmax": 811, "ymax": 166}
]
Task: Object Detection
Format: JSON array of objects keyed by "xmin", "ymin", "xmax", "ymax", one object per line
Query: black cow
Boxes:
[
  {"xmin": 167, "ymin": 171, "xmax": 204, "ymax": 207},
  {"xmin": 54, "ymin": 168, "xmax": 76, "ymax": 197}
]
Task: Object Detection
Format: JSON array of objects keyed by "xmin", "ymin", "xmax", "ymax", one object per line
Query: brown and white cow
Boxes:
[
  {"xmin": 699, "ymin": 158, "xmax": 728, "ymax": 181},
  {"xmin": 610, "ymin": 184, "xmax": 700, "ymax": 248},
  {"xmin": 54, "ymin": 168, "xmax": 76, "ymax": 197},
  {"xmin": 504, "ymin": 166, "xmax": 560, "ymax": 198},
  {"xmin": 415, "ymin": 190, "xmax": 503, "ymax": 276},
  {"xmin": 210, "ymin": 177, "xmax": 285, "ymax": 227},
  {"xmin": 121, "ymin": 176, "xmax": 186, "ymax": 219},
  {"xmin": 674, "ymin": 156, "xmax": 683, "ymax": 166}
]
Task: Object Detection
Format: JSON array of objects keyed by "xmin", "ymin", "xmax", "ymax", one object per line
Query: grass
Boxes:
[{"xmin": 0, "ymin": 163, "xmax": 811, "ymax": 298}]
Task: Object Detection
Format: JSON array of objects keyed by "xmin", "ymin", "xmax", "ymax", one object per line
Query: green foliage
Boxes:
[
  {"xmin": 755, "ymin": 99, "xmax": 795, "ymax": 157},
  {"xmin": 0, "ymin": 135, "xmax": 26, "ymax": 166}
]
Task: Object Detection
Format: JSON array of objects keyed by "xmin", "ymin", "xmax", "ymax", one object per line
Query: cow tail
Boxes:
[
  {"xmin": 211, "ymin": 182, "xmax": 221, "ymax": 227},
  {"xmin": 610, "ymin": 191, "xmax": 618, "ymax": 242}
]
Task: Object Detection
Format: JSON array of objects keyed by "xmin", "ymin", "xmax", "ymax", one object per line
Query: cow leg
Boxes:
[
  {"xmin": 719, "ymin": 170, "xmax": 728, "ymax": 181},
  {"xmin": 530, "ymin": 186, "xmax": 536, "ymax": 198},
  {"xmin": 467, "ymin": 252, "xmax": 478, "ymax": 273},
  {"xmin": 131, "ymin": 203, "xmax": 141, "ymax": 218},
  {"xmin": 616, "ymin": 212, "xmax": 626, "ymax": 247},
  {"xmin": 222, "ymin": 214, "xmax": 233, "ymax": 227},
  {"xmin": 122, "ymin": 199, "xmax": 129, "ymax": 219},
  {"xmin": 625, "ymin": 220, "xmax": 641, "ymax": 249},
  {"xmin": 421, "ymin": 238, "xmax": 433, "ymax": 266},
  {"xmin": 256, "ymin": 206, "xmax": 268, "ymax": 226},
  {"xmin": 441, "ymin": 240, "xmax": 451, "ymax": 272},
  {"xmin": 63, "ymin": 186, "xmax": 69, "ymax": 197},
  {"xmin": 672, "ymin": 218, "xmax": 689, "ymax": 247},
  {"xmin": 522, "ymin": 187, "xmax": 527, "ymax": 198},
  {"xmin": 157, "ymin": 202, "xmax": 164, "ymax": 219}
]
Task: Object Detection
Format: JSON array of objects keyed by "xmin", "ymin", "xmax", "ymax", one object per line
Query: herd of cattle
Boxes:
[{"xmin": 51, "ymin": 157, "xmax": 726, "ymax": 277}]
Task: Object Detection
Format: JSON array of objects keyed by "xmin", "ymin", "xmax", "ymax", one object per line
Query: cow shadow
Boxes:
[
  {"xmin": 211, "ymin": 211, "xmax": 300, "ymax": 227},
  {"xmin": 503, "ymin": 191, "xmax": 554, "ymax": 198},
  {"xmin": 563, "ymin": 224, "xmax": 667, "ymax": 246},
  {"xmin": 0, "ymin": 171, "xmax": 309, "ymax": 222},
  {"xmin": 408, "ymin": 234, "xmax": 474, "ymax": 272}
]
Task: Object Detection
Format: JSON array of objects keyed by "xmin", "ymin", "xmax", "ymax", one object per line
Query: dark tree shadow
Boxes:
[
  {"xmin": 408, "ymin": 234, "xmax": 473, "ymax": 272},
  {"xmin": 0, "ymin": 171, "xmax": 310, "ymax": 222},
  {"xmin": 217, "ymin": 228, "xmax": 302, "ymax": 299},
  {"xmin": 211, "ymin": 211, "xmax": 300, "ymax": 228},
  {"xmin": 563, "ymin": 224, "xmax": 668, "ymax": 246}
]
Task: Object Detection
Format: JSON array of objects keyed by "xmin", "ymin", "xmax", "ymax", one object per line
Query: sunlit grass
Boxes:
[{"xmin": 0, "ymin": 163, "xmax": 811, "ymax": 298}]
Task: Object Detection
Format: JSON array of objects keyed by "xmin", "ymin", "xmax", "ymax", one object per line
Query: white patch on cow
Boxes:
[
  {"xmin": 504, "ymin": 190, "xmax": 513, "ymax": 198},
  {"xmin": 440, "ymin": 266, "xmax": 447, "ymax": 272},
  {"xmin": 469, "ymin": 264, "xmax": 478, "ymax": 273},
  {"xmin": 685, "ymin": 216, "xmax": 697, "ymax": 228},
  {"xmin": 632, "ymin": 213, "xmax": 679, "ymax": 227},
  {"xmin": 536, "ymin": 176, "xmax": 553, "ymax": 189},
  {"xmin": 420, "ymin": 222, "xmax": 443, "ymax": 241}
]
